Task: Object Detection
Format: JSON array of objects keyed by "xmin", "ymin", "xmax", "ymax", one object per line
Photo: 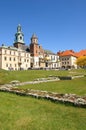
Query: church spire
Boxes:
[
  {"xmin": 14, "ymin": 24, "xmax": 24, "ymax": 44},
  {"xmin": 17, "ymin": 24, "xmax": 22, "ymax": 32}
]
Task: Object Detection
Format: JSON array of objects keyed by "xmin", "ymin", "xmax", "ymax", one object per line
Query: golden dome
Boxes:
[{"xmin": 44, "ymin": 56, "xmax": 50, "ymax": 61}]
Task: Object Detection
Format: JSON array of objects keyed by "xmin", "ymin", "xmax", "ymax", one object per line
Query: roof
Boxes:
[
  {"xmin": 44, "ymin": 50, "xmax": 55, "ymax": 55},
  {"xmin": 0, "ymin": 44, "xmax": 30, "ymax": 52},
  {"xmin": 75, "ymin": 50, "xmax": 86, "ymax": 57},
  {"xmin": 57, "ymin": 50, "xmax": 77, "ymax": 57},
  {"xmin": 31, "ymin": 33, "xmax": 38, "ymax": 39},
  {"xmin": 1, "ymin": 45, "xmax": 18, "ymax": 51}
]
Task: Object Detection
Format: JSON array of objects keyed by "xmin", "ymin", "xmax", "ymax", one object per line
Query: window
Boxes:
[
  {"xmin": 9, "ymin": 57, "xmax": 11, "ymax": 61},
  {"xmin": 4, "ymin": 57, "xmax": 7, "ymax": 61},
  {"xmin": 6, "ymin": 64, "xmax": 8, "ymax": 67},
  {"xmin": 27, "ymin": 54, "xmax": 28, "ymax": 57},
  {"xmin": 36, "ymin": 39, "xmax": 37, "ymax": 43},
  {"xmin": 14, "ymin": 58, "xmax": 16, "ymax": 61},
  {"xmin": 20, "ymin": 36, "xmax": 22, "ymax": 40},
  {"xmin": 54, "ymin": 64, "xmax": 56, "ymax": 67},
  {"xmin": 53, "ymin": 56, "xmax": 55, "ymax": 60},
  {"xmin": 51, "ymin": 56, "xmax": 52, "ymax": 60}
]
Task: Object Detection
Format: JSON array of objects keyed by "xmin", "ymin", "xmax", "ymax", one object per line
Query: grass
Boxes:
[
  {"xmin": 0, "ymin": 68, "xmax": 86, "ymax": 96},
  {"xmin": 17, "ymin": 77, "xmax": 86, "ymax": 96},
  {"xmin": 0, "ymin": 69, "xmax": 86, "ymax": 129},
  {"xmin": 0, "ymin": 92, "xmax": 86, "ymax": 130},
  {"xmin": 0, "ymin": 68, "xmax": 86, "ymax": 84},
  {"xmin": 0, "ymin": 69, "xmax": 67, "ymax": 84}
]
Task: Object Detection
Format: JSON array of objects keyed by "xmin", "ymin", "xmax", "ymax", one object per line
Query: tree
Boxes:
[{"xmin": 76, "ymin": 56, "xmax": 86, "ymax": 68}]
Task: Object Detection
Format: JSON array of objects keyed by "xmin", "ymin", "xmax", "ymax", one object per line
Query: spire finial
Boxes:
[{"xmin": 17, "ymin": 24, "xmax": 22, "ymax": 32}]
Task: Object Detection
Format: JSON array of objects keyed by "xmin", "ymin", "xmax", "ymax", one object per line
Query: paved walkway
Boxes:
[{"xmin": 0, "ymin": 77, "xmax": 60, "ymax": 88}]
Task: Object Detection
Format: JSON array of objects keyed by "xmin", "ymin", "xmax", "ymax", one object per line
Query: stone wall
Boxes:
[
  {"xmin": 0, "ymin": 85, "xmax": 86, "ymax": 108},
  {"xmin": 0, "ymin": 76, "xmax": 86, "ymax": 108}
]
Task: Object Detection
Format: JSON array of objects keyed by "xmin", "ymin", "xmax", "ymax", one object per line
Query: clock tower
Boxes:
[
  {"xmin": 14, "ymin": 24, "xmax": 25, "ymax": 49},
  {"xmin": 30, "ymin": 33, "xmax": 39, "ymax": 56},
  {"xmin": 30, "ymin": 33, "xmax": 39, "ymax": 68}
]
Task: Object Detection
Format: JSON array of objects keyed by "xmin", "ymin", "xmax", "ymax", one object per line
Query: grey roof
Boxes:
[
  {"xmin": 1, "ymin": 45, "xmax": 18, "ymax": 51},
  {"xmin": 32, "ymin": 33, "xmax": 38, "ymax": 38},
  {"xmin": 44, "ymin": 50, "xmax": 56, "ymax": 55},
  {"xmin": 1, "ymin": 44, "xmax": 30, "ymax": 52},
  {"xmin": 21, "ymin": 45, "xmax": 30, "ymax": 52}
]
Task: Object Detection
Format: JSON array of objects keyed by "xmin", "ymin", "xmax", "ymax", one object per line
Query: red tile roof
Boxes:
[
  {"xmin": 57, "ymin": 50, "xmax": 77, "ymax": 57},
  {"xmin": 57, "ymin": 49, "xmax": 86, "ymax": 58},
  {"xmin": 75, "ymin": 50, "xmax": 86, "ymax": 57}
]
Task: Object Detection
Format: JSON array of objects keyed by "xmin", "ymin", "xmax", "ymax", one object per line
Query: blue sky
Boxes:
[{"xmin": 0, "ymin": 0, "xmax": 86, "ymax": 53}]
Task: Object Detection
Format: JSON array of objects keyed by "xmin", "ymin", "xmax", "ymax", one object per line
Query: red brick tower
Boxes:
[{"xmin": 30, "ymin": 34, "xmax": 39, "ymax": 56}]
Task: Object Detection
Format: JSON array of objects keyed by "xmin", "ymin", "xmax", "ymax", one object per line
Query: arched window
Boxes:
[{"xmin": 20, "ymin": 36, "xmax": 22, "ymax": 40}]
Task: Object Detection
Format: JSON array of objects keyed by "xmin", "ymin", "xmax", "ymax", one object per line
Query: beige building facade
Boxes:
[
  {"xmin": 59, "ymin": 55, "xmax": 77, "ymax": 69},
  {"xmin": 57, "ymin": 50, "xmax": 78, "ymax": 69},
  {"xmin": 0, "ymin": 46, "xmax": 30, "ymax": 70}
]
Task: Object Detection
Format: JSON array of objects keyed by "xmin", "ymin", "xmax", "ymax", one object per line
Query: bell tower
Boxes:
[
  {"xmin": 30, "ymin": 33, "xmax": 39, "ymax": 56},
  {"xmin": 14, "ymin": 24, "xmax": 25, "ymax": 48}
]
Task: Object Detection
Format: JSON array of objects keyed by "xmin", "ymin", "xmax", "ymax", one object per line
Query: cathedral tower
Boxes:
[
  {"xmin": 30, "ymin": 33, "xmax": 39, "ymax": 56},
  {"xmin": 14, "ymin": 24, "xmax": 25, "ymax": 49}
]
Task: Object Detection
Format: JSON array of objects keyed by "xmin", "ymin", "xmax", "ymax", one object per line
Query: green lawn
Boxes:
[
  {"xmin": 0, "ymin": 92, "xmax": 86, "ymax": 130},
  {"xmin": 0, "ymin": 69, "xmax": 86, "ymax": 95},
  {"xmin": 17, "ymin": 77, "xmax": 86, "ymax": 96},
  {"xmin": 0, "ymin": 69, "xmax": 86, "ymax": 130},
  {"xmin": 0, "ymin": 68, "xmax": 86, "ymax": 84}
]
